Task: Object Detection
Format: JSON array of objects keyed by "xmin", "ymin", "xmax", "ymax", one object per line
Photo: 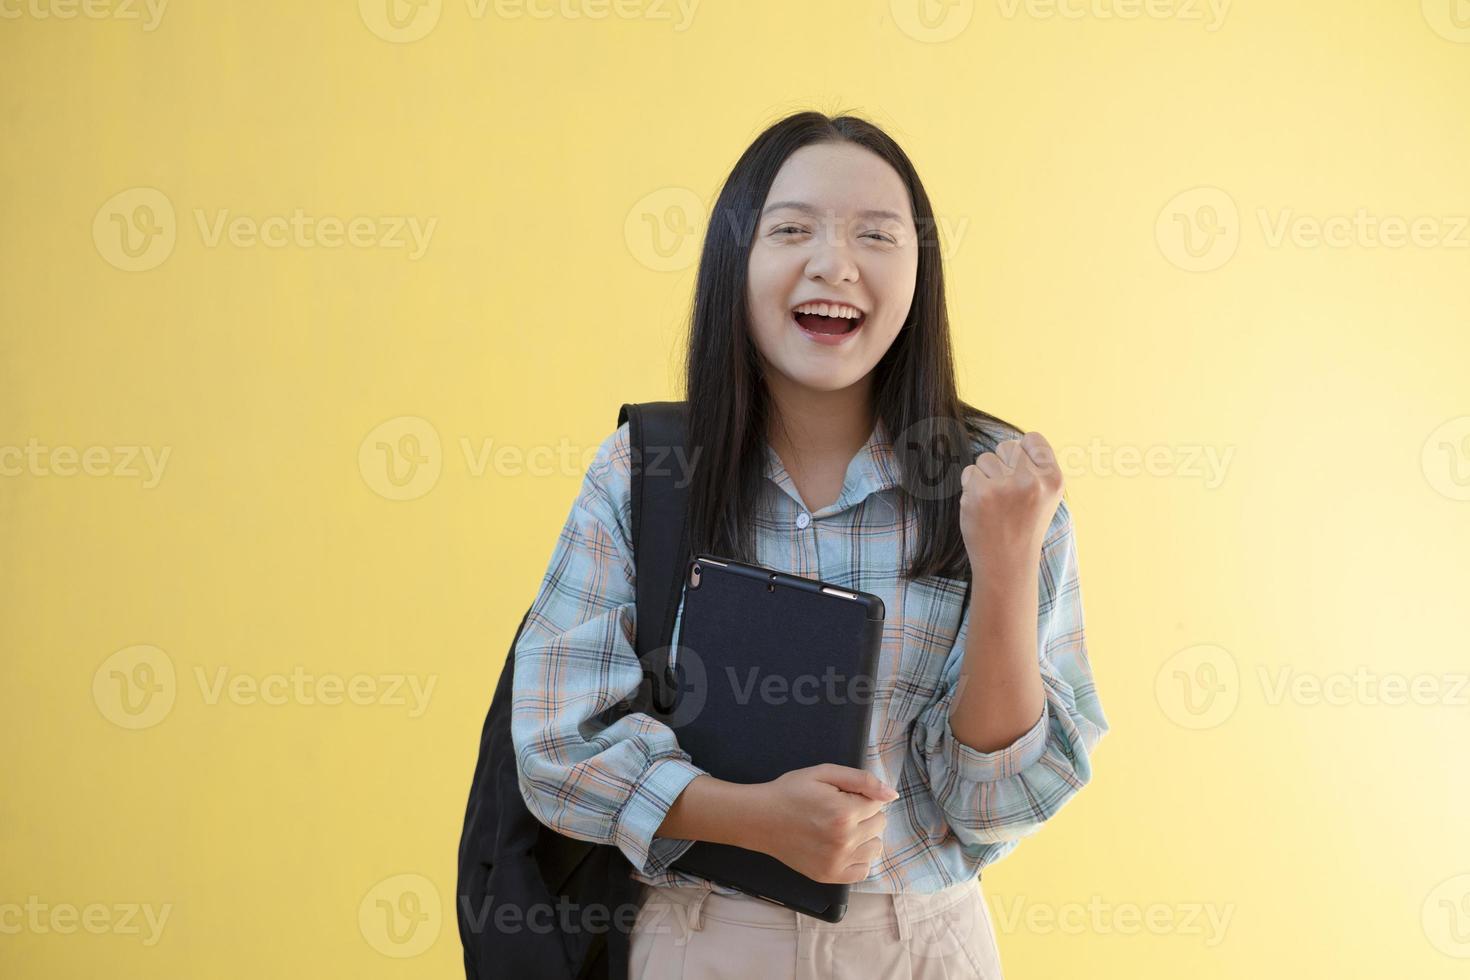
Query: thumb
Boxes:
[{"xmin": 813, "ymin": 764, "xmax": 898, "ymax": 801}]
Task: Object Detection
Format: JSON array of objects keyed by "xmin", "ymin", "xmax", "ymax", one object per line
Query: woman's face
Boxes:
[{"xmin": 745, "ymin": 141, "xmax": 920, "ymax": 395}]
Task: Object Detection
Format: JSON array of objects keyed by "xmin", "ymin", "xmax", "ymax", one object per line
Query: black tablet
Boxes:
[{"xmin": 658, "ymin": 552, "xmax": 887, "ymax": 923}]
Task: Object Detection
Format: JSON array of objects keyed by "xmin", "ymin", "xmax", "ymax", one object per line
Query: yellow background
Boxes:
[{"xmin": 3, "ymin": 1, "xmax": 1468, "ymax": 976}]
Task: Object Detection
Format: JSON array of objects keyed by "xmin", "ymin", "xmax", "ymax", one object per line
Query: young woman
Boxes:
[{"xmin": 510, "ymin": 111, "xmax": 1109, "ymax": 979}]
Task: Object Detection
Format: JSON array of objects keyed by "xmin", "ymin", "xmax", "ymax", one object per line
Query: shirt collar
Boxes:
[{"xmin": 763, "ymin": 416, "xmax": 902, "ymax": 515}]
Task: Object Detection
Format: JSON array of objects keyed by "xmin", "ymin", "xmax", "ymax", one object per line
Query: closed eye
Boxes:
[{"xmin": 774, "ymin": 226, "xmax": 894, "ymax": 243}]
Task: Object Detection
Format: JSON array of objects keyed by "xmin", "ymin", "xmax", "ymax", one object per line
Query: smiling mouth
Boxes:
[{"xmin": 791, "ymin": 310, "xmax": 865, "ymax": 335}]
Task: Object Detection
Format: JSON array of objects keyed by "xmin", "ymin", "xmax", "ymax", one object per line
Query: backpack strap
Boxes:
[{"xmin": 618, "ymin": 400, "xmax": 692, "ymax": 715}]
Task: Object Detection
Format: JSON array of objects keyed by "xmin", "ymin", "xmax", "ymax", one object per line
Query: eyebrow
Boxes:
[{"xmin": 760, "ymin": 200, "xmax": 908, "ymax": 223}]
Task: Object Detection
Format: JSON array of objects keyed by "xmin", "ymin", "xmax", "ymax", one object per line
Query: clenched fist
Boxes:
[
  {"xmin": 958, "ymin": 431, "xmax": 1065, "ymax": 574},
  {"xmin": 747, "ymin": 764, "xmax": 895, "ymax": 885}
]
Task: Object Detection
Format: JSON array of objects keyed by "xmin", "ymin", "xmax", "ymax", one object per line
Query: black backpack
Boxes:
[{"xmin": 457, "ymin": 401, "xmax": 692, "ymax": 980}]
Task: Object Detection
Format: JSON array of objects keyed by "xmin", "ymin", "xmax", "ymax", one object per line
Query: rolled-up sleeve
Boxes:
[
  {"xmin": 510, "ymin": 423, "xmax": 706, "ymax": 876},
  {"xmin": 908, "ymin": 497, "xmax": 1109, "ymax": 850}
]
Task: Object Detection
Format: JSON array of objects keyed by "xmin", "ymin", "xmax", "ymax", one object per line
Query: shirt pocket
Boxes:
[{"xmin": 874, "ymin": 572, "xmax": 971, "ymax": 746}]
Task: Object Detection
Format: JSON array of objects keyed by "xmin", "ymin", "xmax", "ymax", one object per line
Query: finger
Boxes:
[
  {"xmin": 839, "ymin": 839, "xmax": 885, "ymax": 882},
  {"xmin": 814, "ymin": 764, "xmax": 898, "ymax": 801},
  {"xmin": 974, "ymin": 452, "xmax": 1007, "ymax": 479},
  {"xmin": 994, "ymin": 439, "xmax": 1023, "ymax": 467},
  {"xmin": 1020, "ymin": 431, "xmax": 1056, "ymax": 470},
  {"xmin": 852, "ymin": 809, "xmax": 888, "ymax": 840},
  {"xmin": 849, "ymin": 836, "xmax": 884, "ymax": 865},
  {"xmin": 842, "ymin": 790, "xmax": 895, "ymax": 824}
]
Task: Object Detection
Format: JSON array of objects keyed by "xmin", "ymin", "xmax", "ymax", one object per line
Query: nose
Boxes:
[{"xmin": 803, "ymin": 237, "xmax": 859, "ymax": 285}]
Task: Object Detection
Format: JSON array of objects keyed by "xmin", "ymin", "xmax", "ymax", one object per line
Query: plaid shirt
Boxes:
[{"xmin": 511, "ymin": 416, "xmax": 1109, "ymax": 894}]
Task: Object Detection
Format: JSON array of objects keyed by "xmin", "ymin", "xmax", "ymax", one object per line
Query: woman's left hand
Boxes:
[{"xmin": 958, "ymin": 431, "xmax": 1065, "ymax": 576}]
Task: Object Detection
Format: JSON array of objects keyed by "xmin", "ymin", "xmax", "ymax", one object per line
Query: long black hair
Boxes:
[{"xmin": 682, "ymin": 110, "xmax": 1023, "ymax": 582}]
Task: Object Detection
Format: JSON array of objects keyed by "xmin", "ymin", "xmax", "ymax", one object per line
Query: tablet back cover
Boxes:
[{"xmin": 660, "ymin": 555, "xmax": 886, "ymax": 920}]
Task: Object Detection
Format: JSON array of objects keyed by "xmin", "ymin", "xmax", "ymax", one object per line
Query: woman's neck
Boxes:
[{"xmin": 763, "ymin": 376, "xmax": 876, "ymax": 502}]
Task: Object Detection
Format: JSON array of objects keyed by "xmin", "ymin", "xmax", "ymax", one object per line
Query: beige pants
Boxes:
[{"xmin": 628, "ymin": 876, "xmax": 1004, "ymax": 979}]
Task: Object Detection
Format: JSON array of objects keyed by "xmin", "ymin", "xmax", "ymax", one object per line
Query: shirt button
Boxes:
[{"xmin": 795, "ymin": 512, "xmax": 811, "ymax": 529}]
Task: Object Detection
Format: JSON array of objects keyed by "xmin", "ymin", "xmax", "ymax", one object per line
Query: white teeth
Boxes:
[{"xmin": 793, "ymin": 302, "xmax": 863, "ymax": 320}]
